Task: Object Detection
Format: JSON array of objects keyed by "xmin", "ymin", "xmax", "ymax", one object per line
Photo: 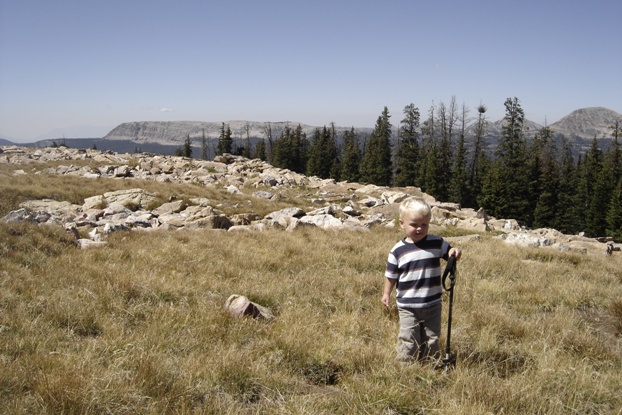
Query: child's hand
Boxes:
[
  {"xmin": 449, "ymin": 248, "xmax": 462, "ymax": 260},
  {"xmin": 381, "ymin": 293, "xmax": 391, "ymax": 308}
]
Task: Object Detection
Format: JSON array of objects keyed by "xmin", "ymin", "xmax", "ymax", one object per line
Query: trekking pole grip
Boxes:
[{"xmin": 442, "ymin": 255, "xmax": 457, "ymax": 291}]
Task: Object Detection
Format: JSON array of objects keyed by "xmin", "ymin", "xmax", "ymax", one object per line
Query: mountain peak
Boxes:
[{"xmin": 550, "ymin": 107, "xmax": 621, "ymax": 139}]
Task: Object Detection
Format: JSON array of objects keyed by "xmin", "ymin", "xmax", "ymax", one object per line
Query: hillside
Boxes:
[
  {"xmin": 1, "ymin": 145, "xmax": 622, "ymax": 414},
  {"xmin": 1, "ymin": 145, "xmax": 618, "ymax": 254}
]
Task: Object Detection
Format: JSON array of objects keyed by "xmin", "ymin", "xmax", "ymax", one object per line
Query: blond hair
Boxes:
[{"xmin": 399, "ymin": 196, "xmax": 431, "ymax": 220}]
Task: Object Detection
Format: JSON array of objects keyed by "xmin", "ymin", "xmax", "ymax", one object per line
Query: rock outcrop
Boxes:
[{"xmin": 1, "ymin": 145, "xmax": 616, "ymax": 255}]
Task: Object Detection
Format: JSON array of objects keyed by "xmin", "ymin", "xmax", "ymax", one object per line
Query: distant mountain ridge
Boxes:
[
  {"xmin": 101, "ymin": 107, "xmax": 620, "ymax": 147},
  {"xmin": 103, "ymin": 120, "xmax": 373, "ymax": 146},
  {"xmin": 466, "ymin": 107, "xmax": 619, "ymax": 139},
  {"xmin": 2, "ymin": 107, "xmax": 620, "ymax": 157}
]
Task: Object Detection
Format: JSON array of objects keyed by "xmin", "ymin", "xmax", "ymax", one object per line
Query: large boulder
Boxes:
[
  {"xmin": 83, "ymin": 188, "xmax": 158, "ymax": 210},
  {"xmin": 299, "ymin": 214, "xmax": 344, "ymax": 229},
  {"xmin": 0, "ymin": 208, "xmax": 35, "ymax": 223},
  {"xmin": 265, "ymin": 207, "xmax": 305, "ymax": 221},
  {"xmin": 20, "ymin": 199, "xmax": 80, "ymax": 215}
]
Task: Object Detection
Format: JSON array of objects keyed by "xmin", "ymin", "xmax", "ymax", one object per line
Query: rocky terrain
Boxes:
[{"xmin": 2, "ymin": 145, "xmax": 619, "ymax": 256}]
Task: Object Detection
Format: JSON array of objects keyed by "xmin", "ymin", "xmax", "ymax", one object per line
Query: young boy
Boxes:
[{"xmin": 381, "ymin": 196, "xmax": 462, "ymax": 362}]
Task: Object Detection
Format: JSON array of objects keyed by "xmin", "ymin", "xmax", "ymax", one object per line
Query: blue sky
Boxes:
[{"xmin": 1, "ymin": 0, "xmax": 621, "ymax": 142}]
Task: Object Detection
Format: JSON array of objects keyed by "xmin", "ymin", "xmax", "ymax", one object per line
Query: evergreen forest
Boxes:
[{"xmin": 214, "ymin": 97, "xmax": 622, "ymax": 241}]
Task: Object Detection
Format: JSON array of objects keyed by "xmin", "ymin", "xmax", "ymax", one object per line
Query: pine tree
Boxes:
[
  {"xmin": 467, "ymin": 103, "xmax": 488, "ymax": 208},
  {"xmin": 554, "ymin": 138, "xmax": 580, "ymax": 234},
  {"xmin": 306, "ymin": 125, "xmax": 338, "ymax": 179},
  {"xmin": 418, "ymin": 103, "xmax": 442, "ymax": 196},
  {"xmin": 448, "ymin": 132, "xmax": 469, "ymax": 206},
  {"xmin": 394, "ymin": 103, "xmax": 420, "ymax": 187},
  {"xmin": 531, "ymin": 128, "xmax": 560, "ymax": 228},
  {"xmin": 479, "ymin": 161, "xmax": 504, "ymax": 216},
  {"xmin": 272, "ymin": 126, "xmax": 294, "ymax": 170},
  {"xmin": 420, "ymin": 140, "xmax": 443, "ymax": 198},
  {"xmin": 530, "ymin": 126, "xmax": 559, "ymax": 228},
  {"xmin": 328, "ymin": 123, "xmax": 341, "ymax": 181},
  {"xmin": 606, "ymin": 177, "xmax": 622, "ymax": 241},
  {"xmin": 272, "ymin": 124, "xmax": 308, "ymax": 173},
  {"xmin": 306, "ymin": 128, "xmax": 322, "ymax": 177},
  {"xmin": 216, "ymin": 123, "xmax": 233, "ymax": 155},
  {"xmin": 264, "ymin": 122, "xmax": 274, "ymax": 163},
  {"xmin": 450, "ymin": 103, "xmax": 471, "ymax": 205},
  {"xmin": 341, "ymin": 127, "xmax": 361, "ymax": 182},
  {"xmin": 253, "ymin": 139, "xmax": 267, "ymax": 161},
  {"xmin": 243, "ymin": 122, "xmax": 252, "ymax": 159},
  {"xmin": 292, "ymin": 124, "xmax": 309, "ymax": 174},
  {"xmin": 435, "ymin": 98, "xmax": 458, "ymax": 201},
  {"xmin": 581, "ymin": 138, "xmax": 604, "ymax": 235},
  {"xmin": 479, "ymin": 97, "xmax": 530, "ymax": 223},
  {"xmin": 359, "ymin": 107, "xmax": 393, "ymax": 186},
  {"xmin": 592, "ymin": 124, "xmax": 622, "ymax": 236},
  {"xmin": 605, "ymin": 121, "xmax": 622, "ymax": 240},
  {"xmin": 590, "ymin": 165, "xmax": 613, "ymax": 237},
  {"xmin": 177, "ymin": 134, "xmax": 192, "ymax": 158},
  {"xmin": 200, "ymin": 129, "xmax": 208, "ymax": 160}
]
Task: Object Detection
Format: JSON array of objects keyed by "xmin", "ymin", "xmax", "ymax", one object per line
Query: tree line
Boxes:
[{"xmin": 194, "ymin": 98, "xmax": 621, "ymax": 240}]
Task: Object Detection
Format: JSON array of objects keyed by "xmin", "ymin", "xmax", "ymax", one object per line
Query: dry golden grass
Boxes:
[
  {"xmin": 1, "ymin": 161, "xmax": 622, "ymax": 414},
  {"xmin": 0, "ymin": 161, "xmax": 309, "ymax": 219}
]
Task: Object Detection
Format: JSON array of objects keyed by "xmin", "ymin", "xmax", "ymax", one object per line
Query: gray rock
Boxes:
[
  {"xmin": 101, "ymin": 188, "xmax": 158, "ymax": 210},
  {"xmin": 306, "ymin": 205, "xmax": 337, "ymax": 216},
  {"xmin": 78, "ymin": 239, "xmax": 108, "ymax": 249},
  {"xmin": 152, "ymin": 200, "xmax": 187, "ymax": 216},
  {"xmin": 230, "ymin": 213, "xmax": 263, "ymax": 226},
  {"xmin": 125, "ymin": 212, "xmax": 155, "ymax": 228},
  {"xmin": 342, "ymin": 206, "xmax": 361, "ymax": 216},
  {"xmin": 103, "ymin": 223, "xmax": 131, "ymax": 234},
  {"xmin": 0, "ymin": 208, "xmax": 34, "ymax": 223},
  {"xmin": 299, "ymin": 214, "xmax": 343, "ymax": 229},
  {"xmin": 19, "ymin": 199, "xmax": 80, "ymax": 215},
  {"xmin": 381, "ymin": 191, "xmax": 409, "ymax": 205},
  {"xmin": 265, "ymin": 207, "xmax": 305, "ymax": 221},
  {"xmin": 225, "ymin": 294, "xmax": 274, "ymax": 320},
  {"xmin": 228, "ymin": 223, "xmax": 267, "ymax": 232},
  {"xmin": 498, "ymin": 233, "xmax": 555, "ymax": 248},
  {"xmin": 103, "ymin": 203, "xmax": 131, "ymax": 215},
  {"xmin": 252, "ymin": 191, "xmax": 274, "ymax": 200},
  {"xmin": 83, "ymin": 195, "xmax": 106, "ymax": 210},
  {"xmin": 359, "ymin": 197, "xmax": 383, "ymax": 208},
  {"xmin": 226, "ymin": 185, "xmax": 240, "ymax": 194}
]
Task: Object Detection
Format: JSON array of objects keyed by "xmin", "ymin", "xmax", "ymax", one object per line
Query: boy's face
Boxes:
[{"xmin": 400, "ymin": 210, "xmax": 430, "ymax": 243}]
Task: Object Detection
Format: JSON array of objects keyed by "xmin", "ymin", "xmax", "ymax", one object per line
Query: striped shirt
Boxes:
[{"xmin": 385, "ymin": 235, "xmax": 451, "ymax": 309}]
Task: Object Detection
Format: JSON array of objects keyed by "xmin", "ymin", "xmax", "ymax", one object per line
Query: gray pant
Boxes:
[{"xmin": 397, "ymin": 303, "xmax": 442, "ymax": 361}]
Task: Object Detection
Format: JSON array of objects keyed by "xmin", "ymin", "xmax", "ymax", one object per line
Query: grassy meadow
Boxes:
[{"xmin": 1, "ymin": 157, "xmax": 622, "ymax": 414}]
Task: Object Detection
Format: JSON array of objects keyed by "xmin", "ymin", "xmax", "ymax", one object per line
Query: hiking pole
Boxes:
[{"xmin": 441, "ymin": 254, "xmax": 457, "ymax": 370}]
